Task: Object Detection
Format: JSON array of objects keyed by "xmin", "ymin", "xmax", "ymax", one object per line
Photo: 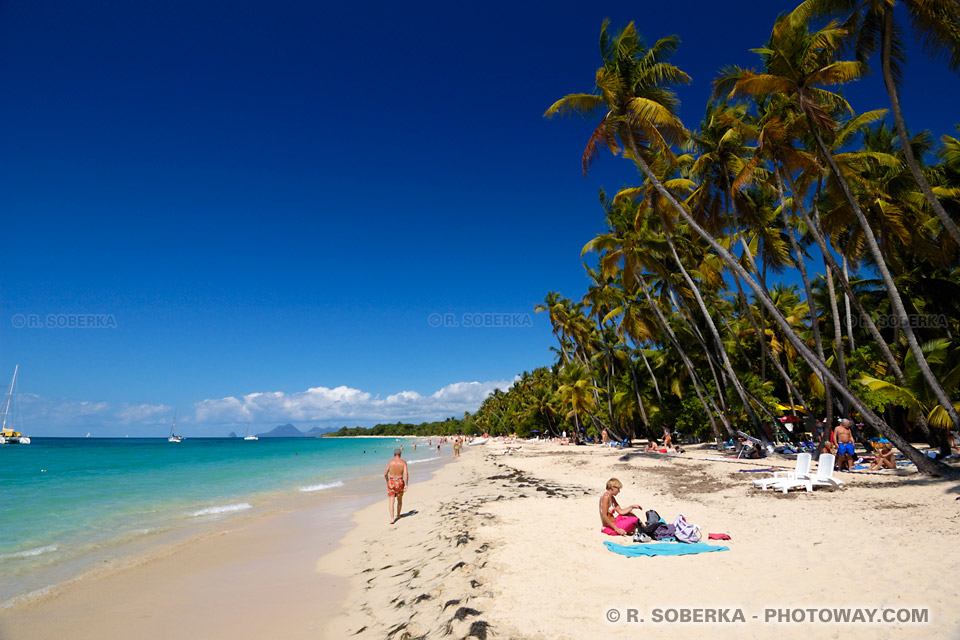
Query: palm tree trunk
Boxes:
[
  {"xmin": 881, "ymin": 8, "xmax": 960, "ymax": 248},
  {"xmin": 842, "ymin": 254, "xmax": 856, "ymax": 351},
  {"xmin": 730, "ymin": 270, "xmax": 811, "ymax": 415},
  {"xmin": 808, "ymin": 125, "xmax": 960, "ymax": 430},
  {"xmin": 667, "ymin": 287, "xmax": 729, "ymax": 414},
  {"xmin": 626, "ymin": 356, "xmax": 651, "ymax": 431},
  {"xmin": 624, "ymin": 138, "xmax": 957, "ymax": 477},
  {"xmin": 782, "ymin": 170, "xmax": 911, "ymax": 388},
  {"xmin": 773, "ymin": 165, "xmax": 835, "ymax": 425},
  {"xmin": 661, "ymin": 225, "xmax": 763, "ymax": 432},
  {"xmin": 825, "ymin": 265, "xmax": 851, "ymax": 416},
  {"xmin": 635, "ymin": 272, "xmax": 728, "ymax": 440},
  {"xmin": 721, "ymin": 178, "xmax": 811, "ymax": 414},
  {"xmin": 637, "ymin": 345, "xmax": 663, "ymax": 403}
]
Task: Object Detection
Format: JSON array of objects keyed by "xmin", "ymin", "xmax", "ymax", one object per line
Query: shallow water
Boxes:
[{"xmin": 0, "ymin": 436, "xmax": 435, "ymax": 605}]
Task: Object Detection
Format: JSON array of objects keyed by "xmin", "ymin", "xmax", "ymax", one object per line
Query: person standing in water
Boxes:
[{"xmin": 384, "ymin": 448, "xmax": 409, "ymax": 525}]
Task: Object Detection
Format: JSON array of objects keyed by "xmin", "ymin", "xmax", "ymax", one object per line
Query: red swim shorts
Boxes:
[{"xmin": 387, "ymin": 477, "xmax": 405, "ymax": 497}]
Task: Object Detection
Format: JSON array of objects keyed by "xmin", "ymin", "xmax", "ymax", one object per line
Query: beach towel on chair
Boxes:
[{"xmin": 603, "ymin": 541, "xmax": 729, "ymax": 557}]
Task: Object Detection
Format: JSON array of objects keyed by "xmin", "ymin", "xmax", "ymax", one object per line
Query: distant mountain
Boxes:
[
  {"xmin": 227, "ymin": 431, "xmax": 238, "ymax": 438},
  {"xmin": 257, "ymin": 423, "xmax": 305, "ymax": 438}
]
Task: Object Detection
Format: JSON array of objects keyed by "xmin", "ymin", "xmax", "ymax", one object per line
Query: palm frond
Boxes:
[{"xmin": 544, "ymin": 93, "xmax": 605, "ymax": 119}]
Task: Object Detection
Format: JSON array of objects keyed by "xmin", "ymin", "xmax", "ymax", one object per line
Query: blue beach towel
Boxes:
[{"xmin": 604, "ymin": 541, "xmax": 729, "ymax": 557}]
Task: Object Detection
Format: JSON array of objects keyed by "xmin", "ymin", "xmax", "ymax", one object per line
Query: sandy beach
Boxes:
[
  {"xmin": 324, "ymin": 441, "xmax": 959, "ymax": 639},
  {"xmin": 3, "ymin": 441, "xmax": 958, "ymax": 639}
]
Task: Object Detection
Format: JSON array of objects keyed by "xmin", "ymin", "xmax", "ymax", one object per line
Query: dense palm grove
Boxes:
[{"xmin": 467, "ymin": 2, "xmax": 960, "ymax": 477}]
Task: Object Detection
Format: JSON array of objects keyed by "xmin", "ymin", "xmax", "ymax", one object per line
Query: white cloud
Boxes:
[
  {"xmin": 191, "ymin": 379, "xmax": 515, "ymax": 428},
  {"xmin": 16, "ymin": 379, "xmax": 516, "ymax": 437}
]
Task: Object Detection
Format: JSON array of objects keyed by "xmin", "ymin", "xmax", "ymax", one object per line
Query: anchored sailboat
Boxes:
[
  {"xmin": 0, "ymin": 365, "xmax": 30, "ymax": 445},
  {"xmin": 243, "ymin": 421, "xmax": 258, "ymax": 441},
  {"xmin": 168, "ymin": 410, "xmax": 184, "ymax": 443}
]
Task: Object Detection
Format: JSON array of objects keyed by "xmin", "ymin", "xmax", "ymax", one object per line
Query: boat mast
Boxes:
[{"xmin": 0, "ymin": 364, "xmax": 18, "ymax": 431}]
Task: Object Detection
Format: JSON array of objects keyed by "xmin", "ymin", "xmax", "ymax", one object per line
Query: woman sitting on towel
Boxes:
[
  {"xmin": 600, "ymin": 478, "xmax": 641, "ymax": 536},
  {"xmin": 867, "ymin": 442, "xmax": 896, "ymax": 470}
]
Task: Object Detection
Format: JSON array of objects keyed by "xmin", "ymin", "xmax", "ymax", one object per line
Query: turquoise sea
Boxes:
[{"xmin": 0, "ymin": 436, "xmax": 440, "ymax": 606}]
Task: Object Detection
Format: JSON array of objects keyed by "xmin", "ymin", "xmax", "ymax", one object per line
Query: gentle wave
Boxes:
[
  {"xmin": 189, "ymin": 503, "xmax": 252, "ymax": 517},
  {"xmin": 2, "ymin": 585, "xmax": 53, "ymax": 609},
  {"xmin": 409, "ymin": 456, "xmax": 441, "ymax": 465},
  {"xmin": 299, "ymin": 480, "xmax": 344, "ymax": 492},
  {"xmin": 0, "ymin": 545, "xmax": 59, "ymax": 560}
]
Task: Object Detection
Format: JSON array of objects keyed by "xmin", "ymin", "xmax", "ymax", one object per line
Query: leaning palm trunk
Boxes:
[
  {"xmin": 715, "ymin": 312, "xmax": 783, "ymax": 425},
  {"xmin": 626, "ymin": 357, "xmax": 651, "ymax": 432},
  {"xmin": 730, "ymin": 270, "xmax": 812, "ymax": 416},
  {"xmin": 880, "ymin": 9, "xmax": 960, "ymax": 248},
  {"xmin": 842, "ymin": 254, "xmax": 855, "ymax": 351},
  {"xmin": 624, "ymin": 135, "xmax": 956, "ymax": 477},
  {"xmin": 635, "ymin": 272, "xmax": 728, "ymax": 441},
  {"xmin": 774, "ymin": 166, "xmax": 836, "ymax": 423},
  {"xmin": 825, "ymin": 265, "xmax": 851, "ymax": 416},
  {"xmin": 721, "ymin": 179, "xmax": 812, "ymax": 414},
  {"xmin": 807, "ymin": 126, "xmax": 960, "ymax": 430},
  {"xmin": 667, "ymin": 287, "xmax": 734, "ymax": 420},
  {"xmin": 661, "ymin": 227, "xmax": 764, "ymax": 432},
  {"xmin": 637, "ymin": 345, "xmax": 663, "ymax": 403},
  {"xmin": 782, "ymin": 171, "xmax": 913, "ymax": 395}
]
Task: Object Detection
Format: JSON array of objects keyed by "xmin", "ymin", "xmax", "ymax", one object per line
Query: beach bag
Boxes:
[
  {"xmin": 641, "ymin": 510, "xmax": 663, "ymax": 535},
  {"xmin": 653, "ymin": 523, "xmax": 676, "ymax": 541},
  {"xmin": 673, "ymin": 513, "xmax": 701, "ymax": 543}
]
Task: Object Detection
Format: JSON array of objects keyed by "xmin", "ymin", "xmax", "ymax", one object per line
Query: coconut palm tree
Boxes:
[
  {"xmin": 557, "ymin": 362, "xmax": 600, "ymax": 443},
  {"xmin": 547, "ymin": 18, "xmax": 957, "ymax": 475},
  {"xmin": 720, "ymin": 6, "xmax": 960, "ymax": 430},
  {"xmin": 800, "ymin": 0, "xmax": 960, "ymax": 247}
]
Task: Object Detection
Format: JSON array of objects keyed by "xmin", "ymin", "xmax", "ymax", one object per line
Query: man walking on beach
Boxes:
[
  {"xmin": 834, "ymin": 419, "xmax": 856, "ymax": 472},
  {"xmin": 384, "ymin": 449, "xmax": 409, "ymax": 525}
]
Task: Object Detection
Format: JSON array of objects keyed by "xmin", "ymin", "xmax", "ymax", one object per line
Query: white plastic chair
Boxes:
[
  {"xmin": 772, "ymin": 453, "xmax": 845, "ymax": 493},
  {"xmin": 805, "ymin": 453, "xmax": 845, "ymax": 491},
  {"xmin": 753, "ymin": 453, "xmax": 811, "ymax": 491}
]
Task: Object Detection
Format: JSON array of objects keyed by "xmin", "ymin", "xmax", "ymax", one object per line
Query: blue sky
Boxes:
[{"xmin": 1, "ymin": 0, "xmax": 957, "ymax": 436}]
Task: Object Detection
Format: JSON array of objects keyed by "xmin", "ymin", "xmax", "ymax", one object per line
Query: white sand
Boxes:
[{"xmin": 324, "ymin": 441, "xmax": 960, "ymax": 639}]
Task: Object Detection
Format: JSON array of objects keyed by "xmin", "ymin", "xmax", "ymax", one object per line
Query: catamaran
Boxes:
[
  {"xmin": 168, "ymin": 410, "xmax": 184, "ymax": 443},
  {"xmin": 243, "ymin": 422, "xmax": 258, "ymax": 441},
  {"xmin": 0, "ymin": 365, "xmax": 30, "ymax": 445}
]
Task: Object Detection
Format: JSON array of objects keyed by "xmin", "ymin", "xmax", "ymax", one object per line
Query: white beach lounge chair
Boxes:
[
  {"xmin": 753, "ymin": 453, "xmax": 811, "ymax": 491},
  {"xmin": 805, "ymin": 453, "xmax": 845, "ymax": 491},
  {"xmin": 770, "ymin": 453, "xmax": 845, "ymax": 493}
]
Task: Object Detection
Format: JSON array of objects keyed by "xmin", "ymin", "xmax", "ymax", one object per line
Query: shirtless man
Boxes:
[
  {"xmin": 834, "ymin": 419, "xmax": 856, "ymax": 471},
  {"xmin": 384, "ymin": 448, "xmax": 409, "ymax": 525}
]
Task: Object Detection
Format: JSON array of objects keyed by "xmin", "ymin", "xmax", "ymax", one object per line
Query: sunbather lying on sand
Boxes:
[{"xmin": 600, "ymin": 478, "xmax": 641, "ymax": 536}]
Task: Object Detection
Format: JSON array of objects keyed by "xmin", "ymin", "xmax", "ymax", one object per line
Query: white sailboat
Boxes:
[
  {"xmin": 0, "ymin": 365, "xmax": 30, "ymax": 445},
  {"xmin": 243, "ymin": 422, "xmax": 258, "ymax": 441},
  {"xmin": 168, "ymin": 410, "xmax": 184, "ymax": 443}
]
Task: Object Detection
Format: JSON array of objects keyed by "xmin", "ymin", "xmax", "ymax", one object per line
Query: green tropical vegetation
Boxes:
[{"xmin": 465, "ymin": 3, "xmax": 960, "ymax": 477}]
